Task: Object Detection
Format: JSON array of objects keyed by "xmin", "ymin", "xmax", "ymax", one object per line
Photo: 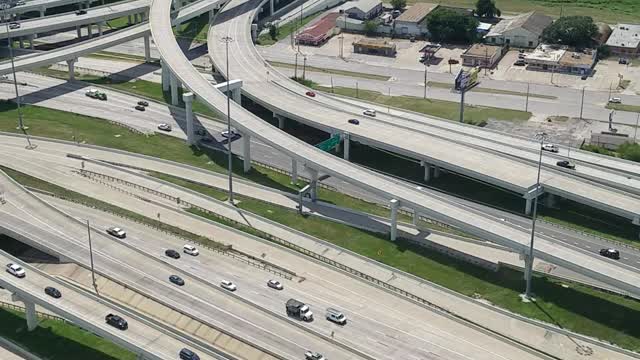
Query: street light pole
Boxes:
[
  {"xmin": 294, "ymin": 51, "xmax": 298, "ymax": 79},
  {"xmin": 525, "ymin": 83, "xmax": 530, "ymax": 112},
  {"xmin": 579, "ymin": 86, "xmax": 585, "ymax": 120},
  {"xmin": 221, "ymin": 36, "xmax": 234, "ymax": 204},
  {"xmin": 302, "ymin": 54, "xmax": 307, "ymax": 81},
  {"xmin": 524, "ymin": 131, "xmax": 548, "ymax": 300},
  {"xmin": 86, "ymin": 220, "xmax": 97, "ymax": 291},
  {"xmin": 423, "ymin": 61, "xmax": 428, "ymax": 99},
  {"xmin": 634, "ymin": 112, "xmax": 639, "ymax": 143}
]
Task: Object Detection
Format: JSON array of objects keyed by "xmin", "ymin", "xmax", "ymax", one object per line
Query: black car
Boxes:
[
  {"xmin": 169, "ymin": 275, "xmax": 185, "ymax": 286},
  {"xmin": 179, "ymin": 348, "xmax": 200, "ymax": 360},
  {"xmin": 556, "ymin": 160, "xmax": 576, "ymax": 169},
  {"xmin": 600, "ymin": 248, "xmax": 620, "ymax": 260},
  {"xmin": 165, "ymin": 249, "xmax": 180, "ymax": 259},
  {"xmin": 105, "ymin": 314, "xmax": 128, "ymax": 330},
  {"xmin": 137, "ymin": 100, "xmax": 149, "ymax": 107},
  {"xmin": 348, "ymin": 119, "xmax": 360, "ymax": 125},
  {"xmin": 44, "ymin": 286, "xmax": 62, "ymax": 298},
  {"xmin": 134, "ymin": 105, "xmax": 145, "ymax": 111},
  {"xmin": 75, "ymin": 9, "xmax": 87, "ymax": 15}
]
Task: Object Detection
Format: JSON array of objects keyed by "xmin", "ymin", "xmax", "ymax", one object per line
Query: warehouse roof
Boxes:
[{"xmin": 395, "ymin": 3, "xmax": 438, "ymax": 23}]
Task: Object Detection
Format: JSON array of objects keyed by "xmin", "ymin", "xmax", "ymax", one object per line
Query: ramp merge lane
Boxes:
[
  {"xmin": 150, "ymin": 0, "xmax": 640, "ymax": 299},
  {"xmin": 207, "ymin": 0, "xmax": 640, "ymax": 225},
  {"xmin": 0, "ymin": 252, "xmax": 221, "ymax": 360}
]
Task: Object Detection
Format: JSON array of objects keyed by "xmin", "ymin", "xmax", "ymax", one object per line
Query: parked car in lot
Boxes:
[
  {"xmin": 106, "ymin": 227, "xmax": 126, "ymax": 238},
  {"xmin": 609, "ymin": 97, "xmax": 622, "ymax": 104},
  {"xmin": 267, "ymin": 279, "xmax": 283, "ymax": 290},
  {"xmin": 165, "ymin": 249, "xmax": 181, "ymax": 259},
  {"xmin": 169, "ymin": 275, "xmax": 185, "ymax": 286},
  {"xmin": 348, "ymin": 118, "xmax": 360, "ymax": 125},
  {"xmin": 600, "ymin": 248, "xmax": 620, "ymax": 260},
  {"xmin": 514, "ymin": 59, "xmax": 526, "ymax": 66},
  {"xmin": 183, "ymin": 244, "xmax": 199, "ymax": 256},
  {"xmin": 305, "ymin": 91, "xmax": 316, "ymax": 97},
  {"xmin": 105, "ymin": 314, "xmax": 128, "ymax": 330},
  {"xmin": 137, "ymin": 100, "xmax": 149, "ymax": 107},
  {"xmin": 362, "ymin": 109, "xmax": 376, "ymax": 117},
  {"xmin": 6, "ymin": 263, "xmax": 25, "ymax": 278},
  {"xmin": 157, "ymin": 123, "xmax": 172, "ymax": 131},
  {"xmin": 305, "ymin": 351, "xmax": 325, "ymax": 360},
  {"xmin": 220, "ymin": 280, "xmax": 237, "ymax": 291},
  {"xmin": 541, "ymin": 143, "xmax": 558, "ymax": 153},
  {"xmin": 75, "ymin": 9, "xmax": 87, "ymax": 15},
  {"xmin": 45, "ymin": 286, "xmax": 62, "ymax": 298},
  {"xmin": 8, "ymin": 22, "xmax": 20, "ymax": 29},
  {"xmin": 556, "ymin": 160, "xmax": 576, "ymax": 169},
  {"xmin": 179, "ymin": 348, "xmax": 200, "ymax": 360},
  {"xmin": 134, "ymin": 105, "xmax": 145, "ymax": 111},
  {"xmin": 619, "ymin": 58, "xmax": 628, "ymax": 65}
]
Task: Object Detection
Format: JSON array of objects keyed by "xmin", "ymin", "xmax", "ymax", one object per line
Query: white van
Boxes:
[
  {"xmin": 183, "ymin": 244, "xmax": 199, "ymax": 256},
  {"xmin": 325, "ymin": 308, "xmax": 347, "ymax": 325},
  {"xmin": 362, "ymin": 109, "xmax": 376, "ymax": 117}
]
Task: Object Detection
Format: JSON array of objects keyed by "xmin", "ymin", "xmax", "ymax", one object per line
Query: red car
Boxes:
[{"xmin": 305, "ymin": 91, "xmax": 316, "ymax": 97}]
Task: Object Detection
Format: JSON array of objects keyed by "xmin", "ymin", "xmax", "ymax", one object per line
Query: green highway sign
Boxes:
[{"xmin": 315, "ymin": 134, "xmax": 341, "ymax": 152}]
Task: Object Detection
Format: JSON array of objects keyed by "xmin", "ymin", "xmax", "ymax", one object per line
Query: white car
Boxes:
[
  {"xmin": 157, "ymin": 123, "xmax": 172, "ymax": 131},
  {"xmin": 609, "ymin": 97, "xmax": 622, "ymax": 104},
  {"xmin": 305, "ymin": 351, "xmax": 325, "ymax": 360},
  {"xmin": 267, "ymin": 279, "xmax": 283, "ymax": 290},
  {"xmin": 6, "ymin": 263, "xmax": 25, "ymax": 278},
  {"xmin": 541, "ymin": 143, "xmax": 558, "ymax": 153},
  {"xmin": 183, "ymin": 244, "xmax": 199, "ymax": 256},
  {"xmin": 362, "ymin": 109, "xmax": 376, "ymax": 117},
  {"xmin": 221, "ymin": 128, "xmax": 237, "ymax": 138},
  {"xmin": 220, "ymin": 280, "xmax": 237, "ymax": 291}
]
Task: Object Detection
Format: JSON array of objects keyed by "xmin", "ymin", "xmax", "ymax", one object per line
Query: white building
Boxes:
[
  {"xmin": 393, "ymin": 3, "xmax": 438, "ymax": 37},
  {"xmin": 339, "ymin": 0, "xmax": 383, "ymax": 21},
  {"xmin": 484, "ymin": 11, "xmax": 553, "ymax": 48}
]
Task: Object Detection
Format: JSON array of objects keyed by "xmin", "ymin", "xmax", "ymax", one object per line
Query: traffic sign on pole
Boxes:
[{"xmin": 315, "ymin": 134, "xmax": 341, "ymax": 152}]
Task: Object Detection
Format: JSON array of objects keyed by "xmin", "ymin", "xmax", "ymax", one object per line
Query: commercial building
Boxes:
[
  {"xmin": 557, "ymin": 48, "xmax": 597, "ymax": 75},
  {"xmin": 525, "ymin": 44, "xmax": 597, "ymax": 75},
  {"xmin": 353, "ymin": 38, "xmax": 396, "ymax": 56},
  {"xmin": 295, "ymin": 13, "xmax": 340, "ymax": 46},
  {"xmin": 606, "ymin": 24, "xmax": 640, "ymax": 57},
  {"xmin": 339, "ymin": 0, "xmax": 383, "ymax": 21},
  {"xmin": 460, "ymin": 43, "xmax": 505, "ymax": 68},
  {"xmin": 484, "ymin": 11, "xmax": 553, "ymax": 48},
  {"xmin": 393, "ymin": 3, "xmax": 438, "ymax": 37}
]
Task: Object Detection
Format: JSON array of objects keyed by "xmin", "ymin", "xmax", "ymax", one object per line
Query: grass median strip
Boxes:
[
  {"xmin": 0, "ymin": 308, "xmax": 136, "ymax": 360},
  {"xmin": 427, "ymin": 81, "xmax": 555, "ymax": 99},
  {"xmin": 269, "ymin": 61, "xmax": 391, "ymax": 81},
  {"xmin": 607, "ymin": 103, "xmax": 640, "ymax": 113}
]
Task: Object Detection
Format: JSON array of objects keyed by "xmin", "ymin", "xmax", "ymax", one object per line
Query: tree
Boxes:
[
  {"xmin": 269, "ymin": 24, "xmax": 279, "ymax": 40},
  {"xmin": 363, "ymin": 20, "xmax": 378, "ymax": 35},
  {"xmin": 390, "ymin": 0, "xmax": 406, "ymax": 11},
  {"xmin": 475, "ymin": 0, "xmax": 500, "ymax": 18},
  {"xmin": 542, "ymin": 16, "xmax": 597, "ymax": 48},
  {"xmin": 426, "ymin": 8, "xmax": 479, "ymax": 43}
]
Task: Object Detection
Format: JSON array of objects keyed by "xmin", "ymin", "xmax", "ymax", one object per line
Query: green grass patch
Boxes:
[
  {"xmin": 429, "ymin": 0, "xmax": 640, "ymax": 24},
  {"xmin": 313, "ymin": 85, "xmax": 531, "ymax": 125},
  {"xmin": 425, "ymin": 81, "xmax": 555, "ymax": 99},
  {"xmin": 269, "ymin": 61, "xmax": 391, "ymax": 81},
  {"xmin": 174, "ymin": 13, "xmax": 210, "ymax": 42},
  {"xmin": 607, "ymin": 103, "xmax": 640, "ymax": 113},
  {"xmin": 257, "ymin": 12, "xmax": 322, "ymax": 46},
  {"xmin": 106, "ymin": 16, "xmax": 132, "ymax": 30},
  {"xmin": 0, "ymin": 308, "xmax": 135, "ymax": 360}
]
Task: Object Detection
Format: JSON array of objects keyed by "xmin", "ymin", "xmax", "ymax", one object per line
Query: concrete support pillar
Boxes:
[
  {"xmin": 143, "ymin": 34, "xmax": 151, "ymax": 62},
  {"xmin": 97, "ymin": 22, "xmax": 102, "ymax": 36},
  {"xmin": 343, "ymin": 132, "xmax": 350, "ymax": 160},
  {"xmin": 76, "ymin": 25, "xmax": 81, "ymax": 38},
  {"xmin": 141, "ymin": 12, "xmax": 147, "ymax": 21},
  {"xmin": 522, "ymin": 254, "xmax": 533, "ymax": 281},
  {"xmin": 243, "ymin": 133, "xmax": 251, "ymax": 173},
  {"xmin": 433, "ymin": 166, "xmax": 441, "ymax": 178},
  {"xmin": 525, "ymin": 197, "xmax": 533, "ymax": 216},
  {"xmin": 18, "ymin": 37, "xmax": 23, "ymax": 48},
  {"xmin": 87, "ymin": 24, "xmax": 92, "ymax": 39},
  {"xmin": 39, "ymin": 6, "xmax": 46, "ymax": 17},
  {"xmin": 128, "ymin": 15, "xmax": 132, "ymax": 25},
  {"xmin": 161, "ymin": 60, "xmax": 170, "ymax": 92},
  {"xmin": 16, "ymin": 14, "xmax": 20, "ymax": 20},
  {"xmin": 183, "ymin": 92, "xmax": 195, "ymax": 145},
  {"xmin": 269, "ymin": 0, "xmax": 274, "ymax": 15},
  {"xmin": 412, "ymin": 210, "xmax": 418, "ymax": 226},
  {"xmin": 291, "ymin": 159, "xmax": 298, "ymax": 184},
  {"xmin": 28, "ymin": 35, "xmax": 34, "ymax": 50},
  {"xmin": 66, "ymin": 58, "xmax": 77, "ymax": 81},
  {"xmin": 275, "ymin": 114, "xmax": 285, "ymax": 129},
  {"xmin": 12, "ymin": 294, "xmax": 38, "ymax": 331},
  {"xmin": 251, "ymin": 24, "xmax": 258, "ymax": 43},
  {"xmin": 390, "ymin": 199, "xmax": 399, "ymax": 241},
  {"xmin": 309, "ymin": 168, "xmax": 318, "ymax": 202},
  {"xmin": 170, "ymin": 73, "xmax": 179, "ymax": 105},
  {"xmin": 421, "ymin": 160, "xmax": 431, "ymax": 182},
  {"xmin": 232, "ymin": 88, "xmax": 241, "ymax": 105},
  {"xmin": 544, "ymin": 193, "xmax": 556, "ymax": 208},
  {"xmin": 85, "ymin": 1, "xmax": 90, "ymax": 9},
  {"xmin": 209, "ymin": 9, "xmax": 214, "ymax": 23}
]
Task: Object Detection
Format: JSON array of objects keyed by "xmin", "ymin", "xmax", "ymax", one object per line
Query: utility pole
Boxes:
[
  {"xmin": 387, "ymin": 87, "xmax": 390, "ymax": 113},
  {"xmin": 330, "ymin": 76, "xmax": 334, "ymax": 93},
  {"xmin": 423, "ymin": 61, "xmax": 428, "ymax": 99},
  {"xmin": 297, "ymin": 4, "xmax": 302, "ymax": 53},
  {"xmin": 220, "ymin": 36, "xmax": 235, "ymax": 204},
  {"xmin": 634, "ymin": 112, "xmax": 639, "ymax": 143},
  {"xmin": 459, "ymin": 86, "xmax": 466, "ymax": 123},
  {"xmin": 355, "ymin": 81, "xmax": 359, "ymax": 98},
  {"xmin": 608, "ymin": 81, "xmax": 612, "ymax": 101},
  {"xmin": 294, "ymin": 52, "xmax": 298, "ymax": 79},
  {"xmin": 579, "ymin": 87, "xmax": 585, "ymax": 120},
  {"xmin": 484, "ymin": 46, "xmax": 488, "ymax": 76},
  {"xmin": 86, "ymin": 220, "xmax": 97, "ymax": 292},
  {"xmin": 525, "ymin": 83, "xmax": 530, "ymax": 112},
  {"xmin": 302, "ymin": 55, "xmax": 307, "ymax": 81}
]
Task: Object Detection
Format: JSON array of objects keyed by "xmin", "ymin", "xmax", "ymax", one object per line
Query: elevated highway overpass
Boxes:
[
  {"xmin": 0, "ymin": 251, "xmax": 223, "ymax": 360},
  {"xmin": 3, "ymin": 0, "xmax": 98, "ymax": 18},
  {"xmin": 150, "ymin": 0, "xmax": 640, "ymax": 301},
  {"xmin": 206, "ymin": 0, "xmax": 640, "ymax": 225}
]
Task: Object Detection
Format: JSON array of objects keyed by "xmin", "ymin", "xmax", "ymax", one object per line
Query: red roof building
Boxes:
[{"xmin": 295, "ymin": 13, "xmax": 339, "ymax": 46}]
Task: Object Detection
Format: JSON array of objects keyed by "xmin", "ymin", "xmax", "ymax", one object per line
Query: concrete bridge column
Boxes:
[
  {"xmin": 634, "ymin": 217, "xmax": 640, "ymax": 239},
  {"xmin": 97, "ymin": 22, "xmax": 103, "ymax": 36},
  {"xmin": 525, "ymin": 198, "xmax": 533, "ymax": 215},
  {"xmin": 76, "ymin": 25, "xmax": 82, "ymax": 38},
  {"xmin": 412, "ymin": 210, "xmax": 418, "ymax": 226},
  {"xmin": 12, "ymin": 293, "xmax": 38, "ymax": 331},
  {"xmin": 87, "ymin": 24, "xmax": 92, "ymax": 39},
  {"xmin": 143, "ymin": 34, "xmax": 151, "ymax": 62},
  {"xmin": 522, "ymin": 253, "xmax": 533, "ymax": 281},
  {"xmin": 269, "ymin": 0, "xmax": 274, "ymax": 15},
  {"xmin": 251, "ymin": 24, "xmax": 257, "ymax": 42},
  {"xmin": 232, "ymin": 88, "xmax": 241, "ymax": 105},
  {"xmin": 209, "ymin": 9, "xmax": 214, "ymax": 23},
  {"xmin": 291, "ymin": 159, "xmax": 298, "ymax": 184},
  {"xmin": 544, "ymin": 193, "xmax": 556, "ymax": 208},
  {"xmin": 18, "ymin": 37, "xmax": 23, "ymax": 48},
  {"xmin": 420, "ymin": 160, "xmax": 431, "ymax": 182},
  {"xmin": 183, "ymin": 92, "xmax": 195, "ymax": 145},
  {"xmin": 309, "ymin": 168, "xmax": 318, "ymax": 202},
  {"xmin": 343, "ymin": 132, "xmax": 350, "ymax": 160},
  {"xmin": 170, "ymin": 73, "xmax": 179, "ymax": 105},
  {"xmin": 433, "ymin": 165, "xmax": 441, "ymax": 178},
  {"xmin": 141, "ymin": 12, "xmax": 147, "ymax": 21},
  {"xmin": 28, "ymin": 35, "xmax": 34, "ymax": 49},
  {"xmin": 243, "ymin": 133, "xmax": 251, "ymax": 173},
  {"xmin": 274, "ymin": 113, "xmax": 285, "ymax": 129},
  {"xmin": 128, "ymin": 15, "xmax": 132, "ymax": 25},
  {"xmin": 161, "ymin": 60, "xmax": 170, "ymax": 91},
  {"xmin": 39, "ymin": 6, "xmax": 46, "ymax": 17},
  {"xmin": 66, "ymin": 58, "xmax": 77, "ymax": 81},
  {"xmin": 390, "ymin": 199, "xmax": 399, "ymax": 241},
  {"xmin": 85, "ymin": 1, "xmax": 90, "ymax": 9}
]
